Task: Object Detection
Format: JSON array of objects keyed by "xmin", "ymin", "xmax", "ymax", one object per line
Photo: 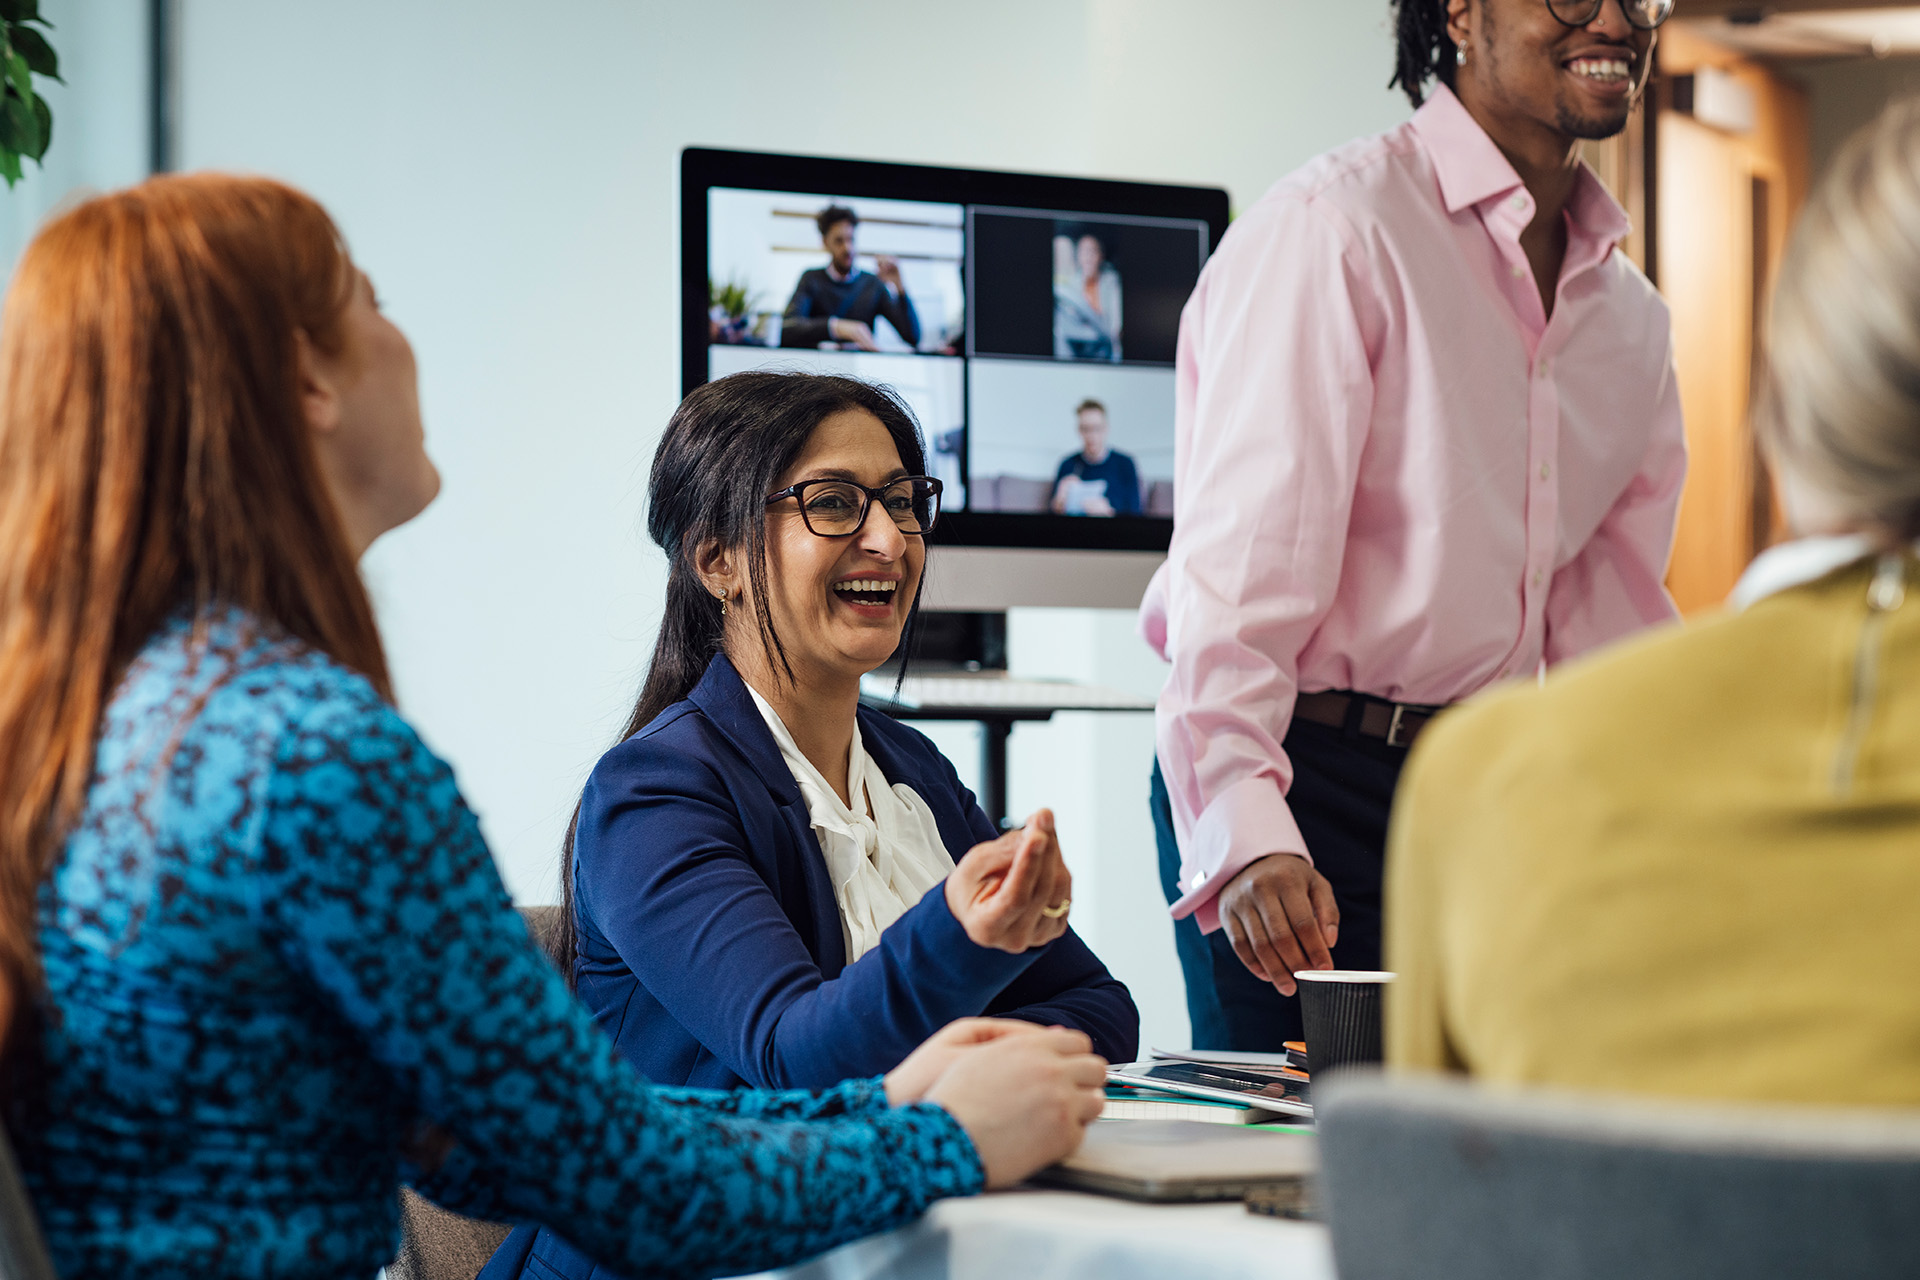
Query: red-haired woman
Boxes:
[{"xmin": 0, "ymin": 175, "xmax": 1105, "ymax": 1279}]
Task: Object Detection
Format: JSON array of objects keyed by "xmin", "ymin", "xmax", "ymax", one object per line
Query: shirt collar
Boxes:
[
  {"xmin": 1729, "ymin": 535, "xmax": 1880, "ymax": 611},
  {"xmin": 826, "ymin": 261, "xmax": 852, "ymax": 283},
  {"xmin": 1410, "ymin": 83, "xmax": 1631, "ymax": 248}
]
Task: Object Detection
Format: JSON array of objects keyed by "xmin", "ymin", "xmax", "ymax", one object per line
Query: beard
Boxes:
[{"xmin": 1555, "ymin": 98, "xmax": 1634, "ymax": 141}]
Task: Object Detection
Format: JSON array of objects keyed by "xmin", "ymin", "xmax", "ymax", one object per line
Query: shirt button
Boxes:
[
  {"xmin": 1536, "ymin": 357, "xmax": 1551, "ymax": 377},
  {"xmin": 1532, "ymin": 570, "xmax": 1545, "ymax": 589},
  {"xmin": 1510, "ymin": 263, "xmax": 1527, "ymax": 279},
  {"xmin": 1540, "ymin": 463, "xmax": 1551, "ymax": 481},
  {"xmin": 1510, "ymin": 194, "xmax": 1527, "ymax": 210}
]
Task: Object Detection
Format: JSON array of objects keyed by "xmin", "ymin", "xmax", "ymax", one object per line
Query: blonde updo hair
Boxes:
[{"xmin": 1761, "ymin": 96, "xmax": 1920, "ymax": 541}]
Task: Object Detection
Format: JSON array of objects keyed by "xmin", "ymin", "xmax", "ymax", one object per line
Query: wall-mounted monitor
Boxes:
[{"xmin": 682, "ymin": 148, "xmax": 1228, "ymax": 610}]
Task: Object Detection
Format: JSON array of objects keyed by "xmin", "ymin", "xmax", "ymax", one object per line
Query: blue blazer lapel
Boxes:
[
  {"xmin": 686, "ymin": 654, "xmax": 849, "ymax": 975},
  {"xmin": 859, "ymin": 709, "xmax": 984, "ymax": 867}
]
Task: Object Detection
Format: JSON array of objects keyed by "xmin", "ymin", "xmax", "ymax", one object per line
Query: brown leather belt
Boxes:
[{"xmin": 1294, "ymin": 690, "xmax": 1443, "ymax": 750}]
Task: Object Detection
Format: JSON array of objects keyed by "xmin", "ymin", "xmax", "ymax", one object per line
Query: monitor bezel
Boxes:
[{"xmin": 682, "ymin": 147, "xmax": 1228, "ymax": 554}]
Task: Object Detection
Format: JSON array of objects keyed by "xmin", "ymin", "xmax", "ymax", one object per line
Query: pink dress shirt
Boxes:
[{"xmin": 1140, "ymin": 85, "xmax": 1685, "ymax": 932}]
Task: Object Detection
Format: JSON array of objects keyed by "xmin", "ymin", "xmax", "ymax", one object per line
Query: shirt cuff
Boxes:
[
  {"xmin": 1167, "ymin": 776, "xmax": 1309, "ymax": 933},
  {"xmin": 842, "ymin": 1076, "xmax": 894, "ymax": 1117}
]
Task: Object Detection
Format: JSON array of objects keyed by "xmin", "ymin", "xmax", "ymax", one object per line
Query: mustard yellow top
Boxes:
[{"xmin": 1385, "ymin": 553, "xmax": 1920, "ymax": 1104}]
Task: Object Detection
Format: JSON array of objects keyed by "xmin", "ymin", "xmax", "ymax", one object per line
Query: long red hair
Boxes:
[{"xmin": 0, "ymin": 174, "xmax": 394, "ymax": 1051}]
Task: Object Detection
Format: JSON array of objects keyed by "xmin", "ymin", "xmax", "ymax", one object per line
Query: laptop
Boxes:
[{"xmin": 1030, "ymin": 1119, "xmax": 1317, "ymax": 1203}]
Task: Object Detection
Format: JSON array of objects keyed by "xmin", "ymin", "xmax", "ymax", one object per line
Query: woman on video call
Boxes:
[
  {"xmin": 484, "ymin": 370, "xmax": 1138, "ymax": 1279},
  {"xmin": 0, "ymin": 175, "xmax": 1108, "ymax": 1280}
]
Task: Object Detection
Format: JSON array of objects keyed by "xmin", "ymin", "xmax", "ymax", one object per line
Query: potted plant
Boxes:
[{"xmin": 0, "ymin": 0, "xmax": 57, "ymax": 187}]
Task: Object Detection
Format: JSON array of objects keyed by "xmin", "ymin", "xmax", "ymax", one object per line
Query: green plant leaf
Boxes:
[
  {"xmin": 3, "ymin": 51, "xmax": 30, "ymax": 105},
  {"xmin": 0, "ymin": 146, "xmax": 22, "ymax": 188},
  {"xmin": 27, "ymin": 89, "xmax": 48, "ymax": 160},
  {"xmin": 0, "ymin": 86, "xmax": 38, "ymax": 157},
  {"xmin": 0, "ymin": 0, "xmax": 41, "ymax": 24},
  {"xmin": 11, "ymin": 25, "xmax": 55, "ymax": 80}
]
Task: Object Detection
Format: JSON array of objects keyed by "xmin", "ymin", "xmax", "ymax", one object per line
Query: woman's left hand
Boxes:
[
  {"xmin": 883, "ymin": 1017, "xmax": 1052, "ymax": 1106},
  {"xmin": 945, "ymin": 809, "xmax": 1075, "ymax": 954}
]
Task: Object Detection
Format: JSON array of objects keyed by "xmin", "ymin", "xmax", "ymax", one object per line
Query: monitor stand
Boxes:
[{"xmin": 862, "ymin": 611, "xmax": 1155, "ymax": 827}]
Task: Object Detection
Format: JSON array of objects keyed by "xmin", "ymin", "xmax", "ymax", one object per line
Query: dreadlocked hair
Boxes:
[{"xmin": 1390, "ymin": 0, "xmax": 1458, "ymax": 109}]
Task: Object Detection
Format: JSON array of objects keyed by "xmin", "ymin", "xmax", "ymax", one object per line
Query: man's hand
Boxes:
[
  {"xmin": 828, "ymin": 317, "xmax": 881, "ymax": 350},
  {"xmin": 1216, "ymin": 853, "xmax": 1340, "ymax": 995},
  {"xmin": 875, "ymin": 255, "xmax": 905, "ymax": 292},
  {"xmin": 883, "ymin": 1018, "xmax": 1047, "ymax": 1106}
]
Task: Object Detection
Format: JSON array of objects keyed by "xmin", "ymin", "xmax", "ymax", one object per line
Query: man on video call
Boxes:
[
  {"xmin": 1052, "ymin": 399, "xmax": 1142, "ymax": 516},
  {"xmin": 780, "ymin": 205, "xmax": 921, "ymax": 351},
  {"xmin": 1142, "ymin": 0, "xmax": 1685, "ymax": 1050}
]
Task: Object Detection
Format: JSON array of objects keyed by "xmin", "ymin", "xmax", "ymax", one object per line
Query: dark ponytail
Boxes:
[
  {"xmin": 553, "ymin": 370, "xmax": 931, "ymax": 983},
  {"xmin": 1390, "ymin": 0, "xmax": 1458, "ymax": 109}
]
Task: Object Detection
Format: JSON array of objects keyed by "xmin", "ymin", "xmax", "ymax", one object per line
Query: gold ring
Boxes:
[{"xmin": 1040, "ymin": 899, "xmax": 1071, "ymax": 919}]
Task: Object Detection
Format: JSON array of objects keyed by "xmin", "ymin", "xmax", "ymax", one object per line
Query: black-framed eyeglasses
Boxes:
[
  {"xmin": 766, "ymin": 475, "xmax": 943, "ymax": 537},
  {"xmin": 1546, "ymin": 0, "xmax": 1672, "ymax": 29}
]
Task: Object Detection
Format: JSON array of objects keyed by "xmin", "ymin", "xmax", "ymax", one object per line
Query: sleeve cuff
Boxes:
[{"xmin": 1168, "ymin": 777, "xmax": 1309, "ymax": 933}]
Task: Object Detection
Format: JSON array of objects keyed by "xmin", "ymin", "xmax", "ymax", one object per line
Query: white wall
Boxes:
[{"xmin": 170, "ymin": 0, "xmax": 1409, "ymax": 1052}]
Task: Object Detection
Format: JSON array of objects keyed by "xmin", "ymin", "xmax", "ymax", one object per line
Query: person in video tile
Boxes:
[
  {"xmin": 780, "ymin": 205, "xmax": 921, "ymax": 351},
  {"xmin": 1053, "ymin": 232, "xmax": 1123, "ymax": 362},
  {"xmin": 1051, "ymin": 399, "xmax": 1140, "ymax": 516}
]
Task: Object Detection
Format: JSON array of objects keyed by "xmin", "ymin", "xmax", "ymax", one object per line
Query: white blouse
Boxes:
[{"xmin": 746, "ymin": 686, "xmax": 954, "ymax": 962}]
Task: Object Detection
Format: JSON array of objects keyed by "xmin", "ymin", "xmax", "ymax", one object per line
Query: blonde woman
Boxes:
[{"xmin": 1386, "ymin": 95, "xmax": 1920, "ymax": 1105}]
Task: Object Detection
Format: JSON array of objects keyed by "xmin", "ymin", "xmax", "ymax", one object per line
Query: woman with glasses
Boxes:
[
  {"xmin": 1, "ymin": 178, "xmax": 1109, "ymax": 1280},
  {"xmin": 483, "ymin": 370, "xmax": 1137, "ymax": 1279}
]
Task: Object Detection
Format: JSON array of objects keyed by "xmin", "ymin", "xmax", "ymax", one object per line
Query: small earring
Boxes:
[
  {"xmin": 1457, "ymin": 40, "xmax": 1469, "ymax": 65},
  {"xmin": 716, "ymin": 588, "xmax": 728, "ymax": 616}
]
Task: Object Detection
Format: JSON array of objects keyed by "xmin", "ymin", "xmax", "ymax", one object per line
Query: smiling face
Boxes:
[
  {"xmin": 1450, "ymin": 0, "xmax": 1655, "ymax": 143},
  {"xmin": 745, "ymin": 408, "xmax": 925, "ymax": 687}
]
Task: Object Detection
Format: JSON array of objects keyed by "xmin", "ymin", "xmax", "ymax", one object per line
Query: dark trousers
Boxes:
[{"xmin": 1152, "ymin": 718, "xmax": 1408, "ymax": 1051}]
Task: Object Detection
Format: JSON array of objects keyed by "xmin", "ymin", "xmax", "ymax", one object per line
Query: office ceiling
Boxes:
[{"xmin": 1676, "ymin": 6, "xmax": 1920, "ymax": 58}]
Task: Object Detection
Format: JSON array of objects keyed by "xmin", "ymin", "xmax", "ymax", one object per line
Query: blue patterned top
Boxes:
[{"xmin": 17, "ymin": 609, "xmax": 981, "ymax": 1279}]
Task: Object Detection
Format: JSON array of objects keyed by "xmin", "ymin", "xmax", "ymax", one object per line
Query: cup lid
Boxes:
[{"xmin": 1291, "ymin": 969, "xmax": 1395, "ymax": 983}]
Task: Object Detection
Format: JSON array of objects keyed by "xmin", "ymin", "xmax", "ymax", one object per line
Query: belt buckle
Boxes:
[{"xmin": 1386, "ymin": 704, "xmax": 1413, "ymax": 748}]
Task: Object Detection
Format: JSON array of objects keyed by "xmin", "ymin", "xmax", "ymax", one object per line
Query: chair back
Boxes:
[
  {"xmin": 0, "ymin": 1122, "xmax": 57, "ymax": 1280},
  {"xmin": 387, "ymin": 905, "xmax": 569, "ymax": 1280},
  {"xmin": 1315, "ymin": 1072, "xmax": 1920, "ymax": 1280}
]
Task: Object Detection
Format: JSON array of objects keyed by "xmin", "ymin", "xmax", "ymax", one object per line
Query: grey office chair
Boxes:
[
  {"xmin": 387, "ymin": 906, "xmax": 567, "ymax": 1280},
  {"xmin": 1315, "ymin": 1071, "xmax": 1920, "ymax": 1280},
  {"xmin": 0, "ymin": 1121, "xmax": 57, "ymax": 1280}
]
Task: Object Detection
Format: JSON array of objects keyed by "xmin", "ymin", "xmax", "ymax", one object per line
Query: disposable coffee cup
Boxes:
[{"xmin": 1294, "ymin": 970, "xmax": 1394, "ymax": 1077}]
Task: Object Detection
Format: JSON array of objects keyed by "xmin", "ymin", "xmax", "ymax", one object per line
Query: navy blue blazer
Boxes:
[{"xmin": 481, "ymin": 654, "xmax": 1137, "ymax": 1280}]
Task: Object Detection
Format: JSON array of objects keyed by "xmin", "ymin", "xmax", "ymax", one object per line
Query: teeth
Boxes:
[
  {"xmin": 834, "ymin": 580, "xmax": 898, "ymax": 595},
  {"xmin": 1568, "ymin": 58, "xmax": 1629, "ymax": 82}
]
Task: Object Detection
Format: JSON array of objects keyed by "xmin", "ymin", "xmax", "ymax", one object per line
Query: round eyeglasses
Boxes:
[
  {"xmin": 766, "ymin": 476, "xmax": 943, "ymax": 537},
  {"xmin": 1546, "ymin": 0, "xmax": 1672, "ymax": 29}
]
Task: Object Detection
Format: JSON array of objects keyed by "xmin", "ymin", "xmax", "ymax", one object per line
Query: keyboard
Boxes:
[{"xmin": 863, "ymin": 672, "xmax": 1157, "ymax": 712}]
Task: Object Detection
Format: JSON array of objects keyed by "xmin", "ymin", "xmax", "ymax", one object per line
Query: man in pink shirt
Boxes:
[{"xmin": 1142, "ymin": 0, "xmax": 1683, "ymax": 1050}]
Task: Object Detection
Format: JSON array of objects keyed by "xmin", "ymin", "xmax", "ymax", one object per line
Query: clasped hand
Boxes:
[
  {"xmin": 884, "ymin": 1018, "xmax": 1108, "ymax": 1190},
  {"xmin": 944, "ymin": 808, "xmax": 1073, "ymax": 953}
]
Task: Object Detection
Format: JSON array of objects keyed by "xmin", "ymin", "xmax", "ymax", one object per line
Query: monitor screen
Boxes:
[{"xmin": 683, "ymin": 149, "xmax": 1228, "ymax": 556}]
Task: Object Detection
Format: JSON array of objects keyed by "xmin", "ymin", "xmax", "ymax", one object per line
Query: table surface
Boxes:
[{"xmin": 740, "ymin": 1186, "xmax": 1336, "ymax": 1280}]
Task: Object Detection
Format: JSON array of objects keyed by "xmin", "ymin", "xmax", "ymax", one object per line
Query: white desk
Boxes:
[{"xmin": 741, "ymin": 1188, "xmax": 1336, "ymax": 1280}]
